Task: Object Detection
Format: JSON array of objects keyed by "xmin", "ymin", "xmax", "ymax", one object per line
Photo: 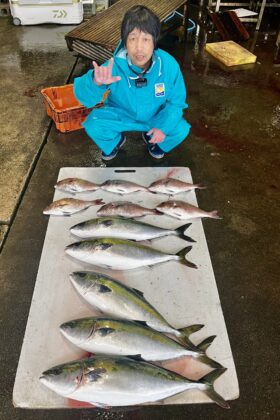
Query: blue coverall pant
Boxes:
[{"xmin": 83, "ymin": 106, "xmax": 191, "ymax": 155}]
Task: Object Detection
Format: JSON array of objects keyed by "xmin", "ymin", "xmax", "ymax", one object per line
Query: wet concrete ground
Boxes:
[
  {"xmin": 0, "ymin": 21, "xmax": 78, "ymax": 232},
  {"xmin": 0, "ymin": 9, "xmax": 280, "ymax": 420}
]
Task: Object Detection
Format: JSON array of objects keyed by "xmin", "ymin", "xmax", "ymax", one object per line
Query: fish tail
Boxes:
[
  {"xmin": 196, "ymin": 354, "xmax": 224, "ymax": 369},
  {"xmin": 176, "ymin": 246, "xmax": 197, "ymax": 269},
  {"xmin": 179, "ymin": 324, "xmax": 204, "ymax": 338},
  {"xmin": 92, "ymin": 199, "xmax": 105, "ymax": 205},
  {"xmin": 199, "ymin": 368, "xmax": 230, "ymax": 409},
  {"xmin": 209, "ymin": 210, "xmax": 222, "ymax": 220},
  {"xmin": 196, "ymin": 336, "xmax": 225, "ymax": 368},
  {"xmin": 197, "ymin": 184, "xmax": 207, "ymax": 190},
  {"xmin": 177, "ymin": 324, "xmax": 204, "ymax": 348},
  {"xmin": 197, "ymin": 335, "xmax": 216, "ymax": 352},
  {"xmin": 154, "ymin": 209, "xmax": 163, "ymax": 215},
  {"xmin": 175, "ymin": 223, "xmax": 196, "ymax": 242}
]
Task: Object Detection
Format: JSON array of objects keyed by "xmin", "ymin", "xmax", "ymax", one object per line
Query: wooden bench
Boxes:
[{"xmin": 65, "ymin": 0, "xmax": 188, "ymax": 62}]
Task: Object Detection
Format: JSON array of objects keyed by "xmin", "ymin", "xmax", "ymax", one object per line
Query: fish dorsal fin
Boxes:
[
  {"xmin": 127, "ymin": 354, "xmax": 145, "ymax": 362},
  {"xmin": 132, "ymin": 288, "xmax": 144, "ymax": 297}
]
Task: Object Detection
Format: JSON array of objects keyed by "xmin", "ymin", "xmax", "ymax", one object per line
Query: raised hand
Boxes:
[
  {"xmin": 93, "ymin": 58, "xmax": 121, "ymax": 86},
  {"xmin": 147, "ymin": 128, "xmax": 166, "ymax": 144}
]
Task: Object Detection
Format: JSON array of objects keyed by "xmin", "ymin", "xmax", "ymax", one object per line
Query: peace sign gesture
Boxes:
[{"xmin": 93, "ymin": 58, "xmax": 121, "ymax": 86}]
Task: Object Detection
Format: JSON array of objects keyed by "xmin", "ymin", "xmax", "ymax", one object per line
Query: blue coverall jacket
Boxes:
[{"xmin": 74, "ymin": 42, "xmax": 191, "ymax": 155}]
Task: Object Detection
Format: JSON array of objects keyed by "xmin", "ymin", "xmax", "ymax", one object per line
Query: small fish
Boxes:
[
  {"xmin": 43, "ymin": 198, "xmax": 104, "ymax": 216},
  {"xmin": 156, "ymin": 200, "xmax": 221, "ymax": 220},
  {"xmin": 55, "ymin": 178, "xmax": 101, "ymax": 193},
  {"xmin": 60, "ymin": 317, "xmax": 222, "ymax": 368},
  {"xmin": 65, "ymin": 239, "xmax": 197, "ymax": 270},
  {"xmin": 97, "ymin": 201, "xmax": 158, "ymax": 218},
  {"xmin": 149, "ymin": 178, "xmax": 206, "ymax": 195},
  {"xmin": 40, "ymin": 356, "xmax": 229, "ymax": 408},
  {"xmin": 70, "ymin": 217, "xmax": 195, "ymax": 242},
  {"xmin": 101, "ymin": 180, "xmax": 148, "ymax": 194},
  {"xmin": 69, "ymin": 272, "xmax": 200, "ymax": 346}
]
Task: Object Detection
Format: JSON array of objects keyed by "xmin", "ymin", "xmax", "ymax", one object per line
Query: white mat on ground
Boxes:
[{"xmin": 13, "ymin": 167, "xmax": 239, "ymax": 408}]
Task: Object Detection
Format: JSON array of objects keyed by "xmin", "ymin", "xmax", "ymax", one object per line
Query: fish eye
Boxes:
[
  {"xmin": 50, "ymin": 367, "xmax": 63, "ymax": 376},
  {"xmin": 75, "ymin": 272, "xmax": 86, "ymax": 278},
  {"xmin": 102, "ymin": 220, "xmax": 113, "ymax": 227},
  {"xmin": 96, "ymin": 243, "xmax": 112, "ymax": 251},
  {"xmin": 65, "ymin": 321, "xmax": 75, "ymax": 329}
]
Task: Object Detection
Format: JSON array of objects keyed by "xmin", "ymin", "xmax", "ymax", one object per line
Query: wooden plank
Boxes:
[
  {"xmin": 208, "ymin": 10, "xmax": 250, "ymax": 42},
  {"xmin": 66, "ymin": 0, "xmax": 187, "ymax": 51}
]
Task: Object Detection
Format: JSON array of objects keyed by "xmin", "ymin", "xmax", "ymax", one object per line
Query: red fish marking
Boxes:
[
  {"xmin": 67, "ymin": 352, "xmax": 96, "ymax": 408},
  {"xmin": 167, "ymin": 168, "xmax": 181, "ymax": 178},
  {"xmin": 191, "ymin": 121, "xmax": 248, "ymax": 153},
  {"xmin": 67, "ymin": 399, "xmax": 95, "ymax": 408}
]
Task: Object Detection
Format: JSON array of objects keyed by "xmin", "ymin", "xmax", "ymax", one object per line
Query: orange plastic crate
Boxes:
[{"xmin": 41, "ymin": 84, "xmax": 108, "ymax": 133}]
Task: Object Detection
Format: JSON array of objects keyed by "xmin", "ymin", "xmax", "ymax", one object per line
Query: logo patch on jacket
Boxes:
[{"xmin": 155, "ymin": 83, "xmax": 165, "ymax": 97}]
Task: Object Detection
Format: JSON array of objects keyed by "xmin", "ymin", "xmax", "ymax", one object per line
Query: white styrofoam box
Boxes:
[
  {"xmin": 10, "ymin": 0, "xmax": 83, "ymax": 25},
  {"xmin": 13, "ymin": 167, "xmax": 239, "ymax": 409},
  {"xmin": 95, "ymin": 0, "xmax": 108, "ymax": 13},
  {"xmin": 81, "ymin": 0, "xmax": 96, "ymax": 18}
]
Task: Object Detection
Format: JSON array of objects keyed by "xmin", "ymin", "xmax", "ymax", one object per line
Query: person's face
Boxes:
[{"xmin": 126, "ymin": 28, "xmax": 154, "ymax": 69}]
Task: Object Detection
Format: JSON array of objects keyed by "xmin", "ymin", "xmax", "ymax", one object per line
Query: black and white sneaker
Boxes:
[
  {"xmin": 142, "ymin": 132, "xmax": 165, "ymax": 159},
  {"xmin": 101, "ymin": 134, "xmax": 126, "ymax": 161}
]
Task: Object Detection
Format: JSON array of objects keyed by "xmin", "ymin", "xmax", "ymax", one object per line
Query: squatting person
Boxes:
[{"xmin": 74, "ymin": 5, "xmax": 191, "ymax": 161}]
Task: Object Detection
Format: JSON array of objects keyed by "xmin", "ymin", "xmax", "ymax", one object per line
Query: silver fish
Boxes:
[
  {"xmin": 40, "ymin": 356, "xmax": 229, "ymax": 408},
  {"xmin": 65, "ymin": 239, "xmax": 197, "ymax": 270},
  {"xmin": 70, "ymin": 217, "xmax": 195, "ymax": 242},
  {"xmin": 101, "ymin": 180, "xmax": 148, "ymax": 194},
  {"xmin": 156, "ymin": 200, "xmax": 221, "ymax": 220},
  {"xmin": 69, "ymin": 272, "xmax": 199, "ymax": 345},
  {"xmin": 43, "ymin": 198, "xmax": 104, "ymax": 216},
  {"xmin": 149, "ymin": 178, "xmax": 206, "ymax": 195},
  {"xmin": 54, "ymin": 178, "xmax": 101, "ymax": 194},
  {"xmin": 97, "ymin": 201, "xmax": 157, "ymax": 218},
  {"xmin": 60, "ymin": 317, "xmax": 222, "ymax": 368}
]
